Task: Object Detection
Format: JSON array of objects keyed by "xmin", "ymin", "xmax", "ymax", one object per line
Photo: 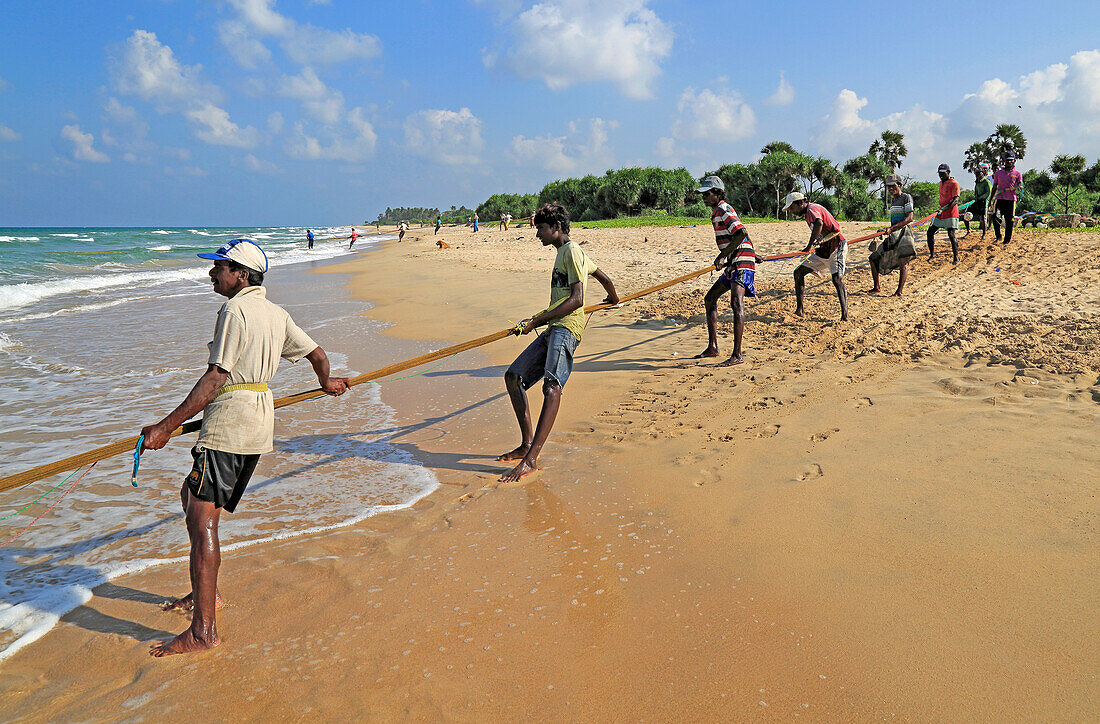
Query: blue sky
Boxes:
[{"xmin": 1, "ymin": 0, "xmax": 1098, "ymax": 226}]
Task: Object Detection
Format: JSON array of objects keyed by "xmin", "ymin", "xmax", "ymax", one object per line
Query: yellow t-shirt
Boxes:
[
  {"xmin": 197, "ymin": 286, "xmax": 318, "ymax": 454},
  {"xmin": 546, "ymin": 241, "xmax": 598, "ymax": 342}
]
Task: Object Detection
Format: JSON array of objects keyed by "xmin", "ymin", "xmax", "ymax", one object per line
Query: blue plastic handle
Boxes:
[{"xmin": 131, "ymin": 434, "xmax": 144, "ymax": 487}]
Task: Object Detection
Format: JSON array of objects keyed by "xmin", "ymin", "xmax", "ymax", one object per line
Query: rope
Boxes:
[
  {"xmin": 0, "ymin": 467, "xmax": 83, "ymax": 522},
  {"xmin": 0, "ymin": 464, "xmax": 96, "ymax": 548},
  {"xmin": 0, "ymin": 212, "xmax": 939, "ymax": 495}
]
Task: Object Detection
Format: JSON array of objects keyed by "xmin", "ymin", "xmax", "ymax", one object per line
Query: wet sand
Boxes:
[{"xmin": 1, "ymin": 221, "xmax": 1097, "ymax": 721}]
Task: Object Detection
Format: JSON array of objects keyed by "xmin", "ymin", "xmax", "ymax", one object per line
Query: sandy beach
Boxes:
[{"xmin": 1, "ymin": 220, "xmax": 1097, "ymax": 721}]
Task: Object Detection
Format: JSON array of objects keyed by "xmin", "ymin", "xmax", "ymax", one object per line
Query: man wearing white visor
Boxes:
[
  {"xmin": 783, "ymin": 192, "xmax": 849, "ymax": 321},
  {"xmin": 140, "ymin": 238, "xmax": 349, "ymax": 657}
]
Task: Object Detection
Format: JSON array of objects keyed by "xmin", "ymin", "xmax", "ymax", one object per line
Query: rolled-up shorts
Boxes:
[
  {"xmin": 718, "ymin": 267, "xmax": 756, "ymax": 296},
  {"xmin": 506, "ymin": 326, "xmax": 578, "ymax": 390},
  {"xmin": 931, "ymin": 216, "xmax": 959, "ymax": 229},
  {"xmin": 798, "ymin": 242, "xmax": 848, "ymax": 278},
  {"xmin": 185, "ymin": 445, "xmax": 260, "ymax": 513}
]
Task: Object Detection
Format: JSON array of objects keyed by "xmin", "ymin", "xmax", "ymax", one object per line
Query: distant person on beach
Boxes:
[
  {"xmin": 969, "ymin": 162, "xmax": 998, "ymax": 240},
  {"xmin": 992, "ymin": 152, "xmax": 1023, "ymax": 246},
  {"xmin": 139, "ymin": 238, "xmax": 348, "ymax": 657},
  {"xmin": 784, "ymin": 192, "xmax": 849, "ymax": 321},
  {"xmin": 398, "ymin": 221, "xmax": 408, "ymax": 242},
  {"xmin": 928, "ymin": 163, "xmax": 960, "ymax": 263},
  {"xmin": 498, "ymin": 202, "xmax": 618, "ymax": 483},
  {"xmin": 529, "ymin": 211, "xmax": 535, "ymax": 228},
  {"xmin": 348, "ymin": 227, "xmax": 358, "ymax": 249},
  {"xmin": 868, "ymin": 175, "xmax": 918, "ymax": 296},
  {"xmin": 306, "ymin": 229, "xmax": 314, "ymax": 249},
  {"xmin": 695, "ymin": 175, "xmax": 756, "ymax": 365},
  {"xmin": 472, "ymin": 212, "xmax": 479, "ymax": 232},
  {"xmin": 434, "ymin": 216, "xmax": 442, "ymax": 235},
  {"xmin": 499, "ymin": 213, "xmax": 507, "ymax": 231}
]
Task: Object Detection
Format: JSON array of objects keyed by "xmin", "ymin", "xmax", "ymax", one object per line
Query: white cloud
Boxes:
[
  {"xmin": 511, "ymin": 118, "xmax": 616, "ymax": 174},
  {"xmin": 185, "ymin": 103, "xmax": 261, "ymax": 147},
  {"xmin": 226, "ymin": 0, "xmax": 381, "ymax": 65},
  {"xmin": 0, "ymin": 124, "xmax": 20, "ymax": 142},
  {"xmin": 671, "ymin": 86, "xmax": 756, "ymax": 142},
  {"xmin": 286, "ymin": 107, "xmax": 376, "ymax": 161},
  {"xmin": 267, "ymin": 111, "xmax": 284, "ymax": 134},
  {"xmin": 765, "ymin": 71, "xmax": 795, "ymax": 106},
  {"xmin": 243, "ymin": 153, "xmax": 280, "ymax": 173},
  {"xmin": 1020, "ymin": 64, "xmax": 1067, "ymax": 105},
  {"xmin": 278, "ymin": 67, "xmax": 345, "ymax": 124},
  {"xmin": 60, "ymin": 124, "xmax": 110, "ymax": 163},
  {"xmin": 404, "ymin": 108, "xmax": 485, "ymax": 165},
  {"xmin": 218, "ymin": 20, "xmax": 272, "ymax": 69},
  {"xmin": 487, "ymin": 0, "xmax": 672, "ymax": 99},
  {"xmin": 110, "ymin": 30, "xmax": 259, "ymax": 149}
]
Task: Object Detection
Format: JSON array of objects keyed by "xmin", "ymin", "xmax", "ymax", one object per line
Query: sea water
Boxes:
[{"xmin": 0, "ymin": 227, "xmax": 437, "ymax": 662}]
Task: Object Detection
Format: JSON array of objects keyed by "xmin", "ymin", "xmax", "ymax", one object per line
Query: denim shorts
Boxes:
[{"xmin": 506, "ymin": 326, "xmax": 579, "ymax": 390}]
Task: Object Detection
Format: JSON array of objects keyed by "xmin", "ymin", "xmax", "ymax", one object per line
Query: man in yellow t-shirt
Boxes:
[
  {"xmin": 498, "ymin": 203, "xmax": 619, "ymax": 483},
  {"xmin": 139, "ymin": 239, "xmax": 349, "ymax": 657}
]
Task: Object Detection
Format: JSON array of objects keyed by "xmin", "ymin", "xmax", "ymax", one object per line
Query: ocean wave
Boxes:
[
  {"xmin": 0, "ymin": 236, "xmax": 40, "ymax": 242},
  {"xmin": 51, "ymin": 233, "xmax": 80, "ymax": 238},
  {"xmin": 151, "ymin": 230, "xmax": 171, "ymax": 235},
  {"xmin": 0, "ymin": 268, "xmax": 203, "ymax": 312},
  {"xmin": 0, "ymin": 331, "xmax": 18, "ymax": 352},
  {"xmin": 0, "ymin": 298, "xmax": 134, "ymax": 325},
  {"xmin": 147, "ymin": 245, "xmax": 172, "ymax": 252},
  {"xmin": 188, "ymin": 230, "xmax": 214, "ymax": 236}
]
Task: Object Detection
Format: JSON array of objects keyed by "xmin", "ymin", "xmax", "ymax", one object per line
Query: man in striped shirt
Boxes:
[{"xmin": 695, "ymin": 175, "xmax": 756, "ymax": 366}]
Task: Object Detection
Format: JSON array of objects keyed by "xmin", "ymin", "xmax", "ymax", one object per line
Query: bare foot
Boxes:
[
  {"xmin": 692, "ymin": 348, "xmax": 719, "ymax": 359},
  {"xmin": 162, "ymin": 592, "xmax": 223, "ymax": 613},
  {"xmin": 500, "ymin": 460, "xmax": 538, "ymax": 483},
  {"xmin": 149, "ymin": 628, "xmax": 220, "ymax": 657},
  {"xmin": 793, "ymin": 309, "xmax": 804, "ymax": 318},
  {"xmin": 891, "ymin": 291, "xmax": 903, "ymax": 297},
  {"xmin": 865, "ymin": 287, "xmax": 881, "ymax": 294},
  {"xmin": 840, "ymin": 315, "xmax": 849, "ymax": 322},
  {"xmin": 495, "ymin": 445, "xmax": 530, "ymax": 462},
  {"xmin": 720, "ymin": 354, "xmax": 744, "ymax": 366}
]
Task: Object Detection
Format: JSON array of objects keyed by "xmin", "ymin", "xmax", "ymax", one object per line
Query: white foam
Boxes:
[
  {"xmin": 52, "ymin": 233, "xmax": 80, "ymax": 238},
  {"xmin": 147, "ymin": 245, "xmax": 172, "ymax": 252},
  {"xmin": 0, "ymin": 267, "xmax": 203, "ymax": 312},
  {"xmin": 0, "ymin": 298, "xmax": 134, "ymax": 325},
  {"xmin": 0, "ymin": 331, "xmax": 18, "ymax": 352},
  {"xmin": 150, "ymin": 230, "xmax": 171, "ymax": 235},
  {"xmin": 188, "ymin": 230, "xmax": 214, "ymax": 236},
  {"xmin": 0, "ymin": 236, "xmax": 40, "ymax": 242}
]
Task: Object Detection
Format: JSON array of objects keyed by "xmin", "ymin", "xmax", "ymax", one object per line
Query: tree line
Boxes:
[
  {"xmin": 467, "ymin": 124, "xmax": 1100, "ymax": 223},
  {"xmin": 374, "ymin": 205, "xmax": 476, "ymax": 224}
]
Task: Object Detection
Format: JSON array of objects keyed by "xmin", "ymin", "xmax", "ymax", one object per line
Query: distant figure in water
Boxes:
[
  {"xmin": 306, "ymin": 229, "xmax": 314, "ymax": 249},
  {"xmin": 348, "ymin": 227, "xmax": 358, "ymax": 249},
  {"xmin": 498, "ymin": 202, "xmax": 618, "ymax": 483},
  {"xmin": 694, "ymin": 175, "xmax": 757, "ymax": 365},
  {"xmin": 140, "ymin": 238, "xmax": 348, "ymax": 657}
]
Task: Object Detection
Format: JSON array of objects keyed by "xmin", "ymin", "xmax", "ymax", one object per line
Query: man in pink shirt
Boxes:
[
  {"xmin": 927, "ymin": 163, "xmax": 960, "ymax": 264},
  {"xmin": 783, "ymin": 192, "xmax": 849, "ymax": 321},
  {"xmin": 992, "ymin": 152, "xmax": 1024, "ymax": 245}
]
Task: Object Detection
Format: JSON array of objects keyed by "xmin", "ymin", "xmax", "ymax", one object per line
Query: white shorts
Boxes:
[{"xmin": 798, "ymin": 242, "xmax": 847, "ymax": 278}]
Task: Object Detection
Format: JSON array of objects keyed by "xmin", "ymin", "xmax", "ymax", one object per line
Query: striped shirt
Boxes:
[
  {"xmin": 711, "ymin": 200, "xmax": 755, "ymax": 271},
  {"xmin": 888, "ymin": 193, "xmax": 914, "ymax": 224}
]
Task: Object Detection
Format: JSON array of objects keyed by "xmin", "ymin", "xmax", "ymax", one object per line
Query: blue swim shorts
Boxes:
[
  {"xmin": 719, "ymin": 268, "xmax": 756, "ymax": 297},
  {"xmin": 506, "ymin": 326, "xmax": 579, "ymax": 390}
]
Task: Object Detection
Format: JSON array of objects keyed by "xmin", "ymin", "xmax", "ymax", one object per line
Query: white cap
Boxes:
[
  {"xmin": 197, "ymin": 238, "xmax": 269, "ymax": 273},
  {"xmin": 696, "ymin": 175, "xmax": 725, "ymax": 193},
  {"xmin": 781, "ymin": 192, "xmax": 805, "ymax": 211}
]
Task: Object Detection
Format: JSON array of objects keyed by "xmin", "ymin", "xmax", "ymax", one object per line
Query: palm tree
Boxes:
[
  {"xmin": 760, "ymin": 140, "xmax": 797, "ymax": 156},
  {"xmin": 869, "ymin": 130, "xmax": 907, "ymax": 171},
  {"xmin": 986, "ymin": 124, "xmax": 1027, "ymax": 161},
  {"xmin": 962, "ymin": 142, "xmax": 996, "ymax": 176}
]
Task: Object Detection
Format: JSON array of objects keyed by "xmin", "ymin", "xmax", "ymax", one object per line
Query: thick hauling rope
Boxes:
[{"xmin": 0, "ymin": 213, "xmax": 939, "ymax": 495}]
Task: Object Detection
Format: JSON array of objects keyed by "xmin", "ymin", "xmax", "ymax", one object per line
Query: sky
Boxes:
[{"xmin": 1, "ymin": 0, "xmax": 1099, "ymax": 226}]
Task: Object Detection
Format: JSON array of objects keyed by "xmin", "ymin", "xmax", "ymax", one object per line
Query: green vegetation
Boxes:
[{"xmin": 388, "ymin": 124, "xmax": 1100, "ymax": 228}]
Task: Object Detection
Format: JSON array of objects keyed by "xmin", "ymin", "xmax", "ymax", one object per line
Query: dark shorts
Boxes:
[
  {"xmin": 506, "ymin": 326, "xmax": 579, "ymax": 390},
  {"xmin": 718, "ymin": 267, "xmax": 756, "ymax": 296},
  {"xmin": 185, "ymin": 445, "xmax": 260, "ymax": 513}
]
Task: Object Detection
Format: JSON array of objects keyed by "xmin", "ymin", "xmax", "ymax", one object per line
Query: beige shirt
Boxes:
[{"xmin": 197, "ymin": 286, "xmax": 317, "ymax": 454}]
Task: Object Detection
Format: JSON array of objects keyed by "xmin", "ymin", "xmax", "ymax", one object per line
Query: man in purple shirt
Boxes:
[{"xmin": 992, "ymin": 152, "xmax": 1023, "ymax": 246}]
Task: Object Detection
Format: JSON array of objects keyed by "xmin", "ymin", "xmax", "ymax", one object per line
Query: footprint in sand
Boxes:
[
  {"xmin": 809, "ymin": 428, "xmax": 839, "ymax": 443},
  {"xmin": 756, "ymin": 424, "xmax": 781, "ymax": 438},
  {"xmin": 798, "ymin": 463, "xmax": 823, "ymax": 481},
  {"xmin": 852, "ymin": 397, "xmax": 874, "ymax": 408}
]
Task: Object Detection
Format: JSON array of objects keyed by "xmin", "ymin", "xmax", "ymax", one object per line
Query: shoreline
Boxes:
[{"xmin": 0, "ymin": 222, "xmax": 1096, "ymax": 720}]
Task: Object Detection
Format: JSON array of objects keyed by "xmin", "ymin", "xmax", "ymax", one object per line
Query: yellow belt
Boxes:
[{"xmin": 215, "ymin": 383, "xmax": 269, "ymax": 398}]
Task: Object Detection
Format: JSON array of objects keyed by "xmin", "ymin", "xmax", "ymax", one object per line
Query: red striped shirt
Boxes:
[{"xmin": 711, "ymin": 200, "xmax": 754, "ymax": 271}]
